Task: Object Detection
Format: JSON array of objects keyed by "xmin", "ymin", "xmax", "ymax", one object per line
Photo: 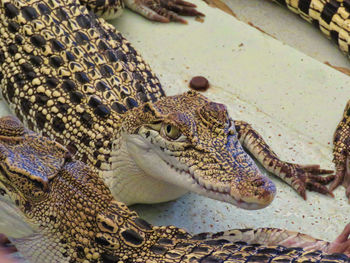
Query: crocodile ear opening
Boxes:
[{"xmin": 0, "ymin": 116, "xmax": 26, "ymax": 137}]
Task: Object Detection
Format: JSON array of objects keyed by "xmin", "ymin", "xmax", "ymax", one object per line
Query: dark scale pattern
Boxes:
[
  {"xmin": 345, "ymin": 0, "xmax": 350, "ymax": 12},
  {"xmin": 321, "ymin": 0, "xmax": 340, "ymax": 24},
  {"xmin": 0, "ymin": 0, "xmax": 164, "ymax": 173},
  {"xmin": 298, "ymin": 0, "xmax": 311, "ymax": 14},
  {"xmin": 272, "ymin": 0, "xmax": 350, "ymax": 57}
]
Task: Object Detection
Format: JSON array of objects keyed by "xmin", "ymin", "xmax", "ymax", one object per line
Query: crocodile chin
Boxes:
[{"xmin": 125, "ymin": 134, "xmax": 273, "ymax": 210}]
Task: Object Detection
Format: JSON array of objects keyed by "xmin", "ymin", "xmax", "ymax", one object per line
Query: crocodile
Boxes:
[
  {"xmin": 0, "ymin": 115, "xmax": 348, "ymax": 263},
  {"xmin": 0, "ymin": 0, "xmax": 336, "ymax": 209}
]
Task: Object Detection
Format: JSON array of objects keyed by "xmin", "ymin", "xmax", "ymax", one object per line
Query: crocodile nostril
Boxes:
[{"xmin": 252, "ymin": 178, "xmax": 264, "ymax": 187}]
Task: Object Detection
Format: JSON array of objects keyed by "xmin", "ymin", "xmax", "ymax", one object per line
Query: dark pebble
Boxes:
[{"xmin": 189, "ymin": 76, "xmax": 209, "ymax": 91}]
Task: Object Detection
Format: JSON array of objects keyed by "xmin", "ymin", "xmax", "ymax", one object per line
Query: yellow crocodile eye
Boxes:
[{"xmin": 162, "ymin": 124, "xmax": 181, "ymax": 140}]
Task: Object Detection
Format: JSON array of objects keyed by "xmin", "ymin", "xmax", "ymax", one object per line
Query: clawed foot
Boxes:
[
  {"xmin": 329, "ymin": 113, "xmax": 350, "ymax": 201},
  {"xmin": 125, "ymin": 0, "xmax": 205, "ymax": 23},
  {"xmin": 283, "ymin": 163, "xmax": 334, "ymax": 200},
  {"xmin": 329, "ymin": 162, "xmax": 350, "ymax": 200},
  {"xmin": 327, "ymin": 223, "xmax": 350, "ymax": 256},
  {"xmin": 0, "ymin": 234, "xmax": 17, "ymax": 255}
]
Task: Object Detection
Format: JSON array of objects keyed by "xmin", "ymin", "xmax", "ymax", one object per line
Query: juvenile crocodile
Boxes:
[
  {"xmin": 0, "ymin": 115, "xmax": 348, "ymax": 263},
  {"xmin": 0, "ymin": 0, "xmax": 335, "ymax": 208},
  {"xmin": 261, "ymin": 0, "xmax": 350, "ymax": 202}
]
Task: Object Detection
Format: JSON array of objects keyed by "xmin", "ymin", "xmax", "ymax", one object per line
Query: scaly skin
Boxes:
[
  {"xmin": 0, "ymin": 116, "xmax": 348, "ymax": 263},
  {"xmin": 0, "ymin": 0, "xmax": 335, "ymax": 207},
  {"xmin": 267, "ymin": 0, "xmax": 350, "ymax": 200}
]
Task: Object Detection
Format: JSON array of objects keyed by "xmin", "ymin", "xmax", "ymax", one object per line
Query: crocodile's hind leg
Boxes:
[
  {"xmin": 80, "ymin": 0, "xmax": 204, "ymax": 23},
  {"xmin": 234, "ymin": 120, "xmax": 335, "ymax": 199},
  {"xmin": 330, "ymin": 101, "xmax": 350, "ymax": 199}
]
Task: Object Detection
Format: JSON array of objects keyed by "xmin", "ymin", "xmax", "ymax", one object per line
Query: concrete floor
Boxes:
[
  {"xmin": 2, "ymin": 0, "xmax": 350, "ymax": 261},
  {"xmin": 224, "ymin": 0, "xmax": 350, "ymax": 69}
]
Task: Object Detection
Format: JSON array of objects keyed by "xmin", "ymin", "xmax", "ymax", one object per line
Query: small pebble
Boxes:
[{"xmin": 189, "ymin": 76, "xmax": 209, "ymax": 91}]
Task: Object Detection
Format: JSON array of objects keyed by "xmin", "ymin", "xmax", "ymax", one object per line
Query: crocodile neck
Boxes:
[{"xmin": 103, "ymin": 134, "xmax": 188, "ymax": 205}]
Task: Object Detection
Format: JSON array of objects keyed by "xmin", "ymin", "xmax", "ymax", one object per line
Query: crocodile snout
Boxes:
[{"xmin": 230, "ymin": 174, "xmax": 276, "ymax": 210}]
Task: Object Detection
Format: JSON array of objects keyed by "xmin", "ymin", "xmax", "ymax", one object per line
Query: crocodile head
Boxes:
[
  {"xmin": 0, "ymin": 116, "xmax": 68, "ymax": 212},
  {"xmin": 0, "ymin": 116, "xmax": 155, "ymax": 262},
  {"xmin": 123, "ymin": 91, "xmax": 276, "ymax": 209}
]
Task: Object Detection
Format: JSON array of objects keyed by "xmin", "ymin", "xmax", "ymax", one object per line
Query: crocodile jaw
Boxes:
[{"xmin": 125, "ymin": 134, "xmax": 269, "ymax": 210}]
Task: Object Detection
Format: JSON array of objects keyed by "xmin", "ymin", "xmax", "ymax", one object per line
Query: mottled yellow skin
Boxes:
[{"xmin": 0, "ymin": 116, "xmax": 348, "ymax": 263}]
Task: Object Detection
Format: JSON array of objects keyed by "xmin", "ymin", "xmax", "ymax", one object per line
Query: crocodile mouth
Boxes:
[
  {"xmin": 125, "ymin": 134, "xmax": 273, "ymax": 209},
  {"xmin": 162, "ymin": 159, "xmax": 268, "ymax": 210}
]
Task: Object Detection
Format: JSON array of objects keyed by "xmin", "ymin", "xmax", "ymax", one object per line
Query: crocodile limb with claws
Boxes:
[
  {"xmin": 261, "ymin": 0, "xmax": 350, "ymax": 202},
  {"xmin": 0, "ymin": 115, "xmax": 348, "ymax": 263},
  {"xmin": 0, "ymin": 0, "xmax": 335, "ymax": 209}
]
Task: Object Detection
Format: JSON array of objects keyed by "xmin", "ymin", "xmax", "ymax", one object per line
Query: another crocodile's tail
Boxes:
[{"xmin": 273, "ymin": 0, "xmax": 350, "ymax": 56}]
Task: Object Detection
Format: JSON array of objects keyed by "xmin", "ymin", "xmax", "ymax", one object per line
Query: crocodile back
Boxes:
[{"xmin": 0, "ymin": 0, "xmax": 165, "ymax": 170}]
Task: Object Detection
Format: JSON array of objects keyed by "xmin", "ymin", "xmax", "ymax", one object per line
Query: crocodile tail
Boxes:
[{"xmin": 273, "ymin": 0, "xmax": 350, "ymax": 56}]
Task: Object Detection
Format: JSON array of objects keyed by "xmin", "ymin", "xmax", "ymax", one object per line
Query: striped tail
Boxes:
[{"xmin": 273, "ymin": 0, "xmax": 350, "ymax": 57}]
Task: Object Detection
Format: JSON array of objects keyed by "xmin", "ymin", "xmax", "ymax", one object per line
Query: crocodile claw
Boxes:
[
  {"xmin": 327, "ymin": 223, "xmax": 350, "ymax": 256},
  {"xmin": 328, "ymin": 164, "xmax": 350, "ymax": 200},
  {"xmin": 124, "ymin": 0, "xmax": 205, "ymax": 23},
  {"xmin": 287, "ymin": 163, "xmax": 334, "ymax": 200}
]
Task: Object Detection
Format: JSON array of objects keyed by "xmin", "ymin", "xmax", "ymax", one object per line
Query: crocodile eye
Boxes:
[{"xmin": 161, "ymin": 124, "xmax": 181, "ymax": 140}]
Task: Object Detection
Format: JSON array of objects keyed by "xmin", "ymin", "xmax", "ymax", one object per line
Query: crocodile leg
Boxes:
[
  {"xmin": 327, "ymin": 223, "xmax": 350, "ymax": 256},
  {"xmin": 235, "ymin": 120, "xmax": 335, "ymax": 199},
  {"xmin": 330, "ymin": 100, "xmax": 350, "ymax": 197}
]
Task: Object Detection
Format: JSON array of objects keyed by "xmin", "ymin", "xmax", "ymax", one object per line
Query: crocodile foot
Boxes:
[
  {"xmin": 327, "ymin": 223, "xmax": 350, "ymax": 256},
  {"xmin": 124, "ymin": 0, "xmax": 205, "ymax": 23},
  {"xmin": 283, "ymin": 163, "xmax": 334, "ymax": 200},
  {"xmin": 0, "ymin": 234, "xmax": 17, "ymax": 255}
]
